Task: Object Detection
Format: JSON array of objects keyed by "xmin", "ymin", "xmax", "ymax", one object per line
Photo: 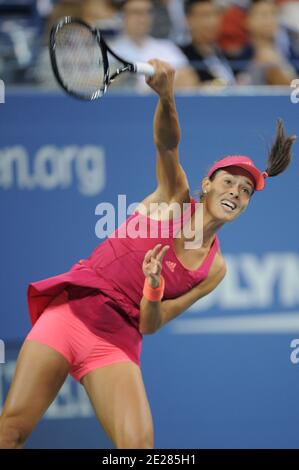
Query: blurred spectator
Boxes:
[
  {"xmin": 0, "ymin": 1, "xmax": 41, "ymax": 85},
  {"xmin": 110, "ymin": 0, "xmax": 198, "ymax": 91},
  {"xmin": 150, "ymin": 0, "xmax": 190, "ymax": 44},
  {"xmin": 225, "ymin": 0, "xmax": 297, "ymax": 85},
  {"xmin": 278, "ymin": 0, "xmax": 299, "ymax": 72},
  {"xmin": 81, "ymin": 0, "xmax": 123, "ymax": 37},
  {"xmin": 36, "ymin": 0, "xmax": 55, "ymax": 18},
  {"xmin": 180, "ymin": 0, "xmax": 237, "ymax": 86},
  {"xmin": 279, "ymin": 0, "xmax": 299, "ymax": 35},
  {"xmin": 218, "ymin": 4, "xmax": 248, "ymax": 55},
  {"xmin": 34, "ymin": 0, "xmax": 81, "ymax": 88},
  {"xmin": 39, "ymin": 0, "xmax": 122, "ymax": 39},
  {"xmin": 41, "ymin": 0, "xmax": 81, "ymax": 41}
]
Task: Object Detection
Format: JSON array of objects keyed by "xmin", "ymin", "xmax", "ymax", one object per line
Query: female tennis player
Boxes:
[{"xmin": 0, "ymin": 60, "xmax": 295, "ymax": 449}]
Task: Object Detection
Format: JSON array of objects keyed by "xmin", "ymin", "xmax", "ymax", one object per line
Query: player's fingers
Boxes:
[
  {"xmin": 150, "ymin": 243, "xmax": 162, "ymax": 259},
  {"xmin": 147, "ymin": 58, "xmax": 162, "ymax": 69},
  {"xmin": 143, "ymin": 249, "xmax": 154, "ymax": 264},
  {"xmin": 156, "ymin": 245, "xmax": 170, "ymax": 262},
  {"xmin": 146, "ymin": 59, "xmax": 158, "ymax": 83},
  {"xmin": 143, "ymin": 243, "xmax": 161, "ymax": 264}
]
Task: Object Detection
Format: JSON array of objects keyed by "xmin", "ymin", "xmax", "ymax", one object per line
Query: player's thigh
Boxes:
[
  {"xmin": 0, "ymin": 340, "xmax": 70, "ymax": 443},
  {"xmin": 82, "ymin": 361, "xmax": 154, "ymax": 449}
]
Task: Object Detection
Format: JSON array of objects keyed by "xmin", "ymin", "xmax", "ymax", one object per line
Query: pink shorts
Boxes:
[{"xmin": 25, "ymin": 290, "xmax": 136, "ymax": 382}]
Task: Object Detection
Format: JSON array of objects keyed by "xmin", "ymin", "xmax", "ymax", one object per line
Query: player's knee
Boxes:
[
  {"xmin": 116, "ymin": 426, "xmax": 154, "ymax": 449},
  {"xmin": 0, "ymin": 413, "xmax": 30, "ymax": 449}
]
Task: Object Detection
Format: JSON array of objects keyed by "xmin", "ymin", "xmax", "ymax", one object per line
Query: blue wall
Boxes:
[{"xmin": 0, "ymin": 91, "xmax": 299, "ymax": 448}]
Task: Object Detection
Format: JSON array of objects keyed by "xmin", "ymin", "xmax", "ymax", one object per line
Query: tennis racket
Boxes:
[{"xmin": 49, "ymin": 16, "xmax": 155, "ymax": 101}]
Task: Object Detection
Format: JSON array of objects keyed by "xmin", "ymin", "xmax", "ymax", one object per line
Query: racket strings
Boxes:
[{"xmin": 54, "ymin": 23, "xmax": 107, "ymax": 98}]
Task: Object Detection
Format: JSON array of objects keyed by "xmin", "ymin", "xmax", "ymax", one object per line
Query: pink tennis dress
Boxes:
[{"xmin": 27, "ymin": 196, "xmax": 220, "ymax": 381}]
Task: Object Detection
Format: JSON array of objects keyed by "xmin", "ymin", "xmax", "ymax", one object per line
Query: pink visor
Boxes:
[{"xmin": 207, "ymin": 155, "xmax": 268, "ymax": 191}]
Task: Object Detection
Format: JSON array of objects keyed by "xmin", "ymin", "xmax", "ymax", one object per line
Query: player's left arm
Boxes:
[
  {"xmin": 140, "ymin": 248, "xmax": 226, "ymax": 335},
  {"xmin": 159, "ymin": 255, "xmax": 227, "ymax": 330}
]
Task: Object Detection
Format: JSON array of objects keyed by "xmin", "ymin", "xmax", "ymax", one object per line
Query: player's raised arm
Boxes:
[{"xmin": 146, "ymin": 59, "xmax": 189, "ymax": 201}]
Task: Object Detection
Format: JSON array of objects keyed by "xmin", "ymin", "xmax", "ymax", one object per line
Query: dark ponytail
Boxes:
[{"xmin": 265, "ymin": 119, "xmax": 296, "ymax": 178}]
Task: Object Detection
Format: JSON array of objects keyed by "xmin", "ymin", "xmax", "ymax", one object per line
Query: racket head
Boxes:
[{"xmin": 49, "ymin": 17, "xmax": 109, "ymax": 101}]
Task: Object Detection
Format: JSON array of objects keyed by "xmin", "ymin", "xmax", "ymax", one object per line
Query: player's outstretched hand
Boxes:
[{"xmin": 142, "ymin": 243, "xmax": 169, "ymax": 288}]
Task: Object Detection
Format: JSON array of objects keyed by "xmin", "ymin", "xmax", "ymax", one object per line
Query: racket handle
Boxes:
[{"xmin": 134, "ymin": 62, "xmax": 155, "ymax": 77}]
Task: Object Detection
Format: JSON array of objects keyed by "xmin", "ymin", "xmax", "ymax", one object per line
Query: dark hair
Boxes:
[
  {"xmin": 264, "ymin": 119, "xmax": 296, "ymax": 178},
  {"xmin": 184, "ymin": 0, "xmax": 213, "ymax": 15},
  {"xmin": 193, "ymin": 119, "xmax": 296, "ymax": 202}
]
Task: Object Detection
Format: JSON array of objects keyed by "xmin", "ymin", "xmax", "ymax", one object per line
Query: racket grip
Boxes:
[{"xmin": 134, "ymin": 62, "xmax": 155, "ymax": 77}]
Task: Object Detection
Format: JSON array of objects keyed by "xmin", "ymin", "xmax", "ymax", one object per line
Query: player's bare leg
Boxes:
[
  {"xmin": 0, "ymin": 340, "xmax": 70, "ymax": 448},
  {"xmin": 82, "ymin": 361, "xmax": 154, "ymax": 449}
]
